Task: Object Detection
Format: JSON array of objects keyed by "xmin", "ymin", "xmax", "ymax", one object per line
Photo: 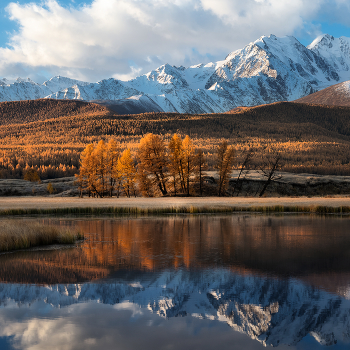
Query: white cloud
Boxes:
[
  {"xmin": 0, "ymin": 0, "xmax": 346, "ymax": 82},
  {"xmin": 113, "ymin": 66, "xmax": 143, "ymax": 81}
]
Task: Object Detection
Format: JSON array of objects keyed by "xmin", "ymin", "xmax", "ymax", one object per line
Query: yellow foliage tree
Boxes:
[
  {"xmin": 76, "ymin": 139, "xmax": 121, "ymax": 197},
  {"xmin": 75, "ymin": 144, "xmax": 97, "ymax": 197},
  {"xmin": 182, "ymin": 135, "xmax": 196, "ymax": 196},
  {"xmin": 118, "ymin": 149, "xmax": 137, "ymax": 197},
  {"xmin": 93, "ymin": 140, "xmax": 108, "ymax": 197},
  {"xmin": 106, "ymin": 138, "xmax": 121, "ymax": 196},
  {"xmin": 137, "ymin": 164, "xmax": 153, "ymax": 197},
  {"xmin": 137, "ymin": 133, "xmax": 168, "ymax": 196},
  {"xmin": 168, "ymin": 133, "xmax": 185, "ymax": 195}
]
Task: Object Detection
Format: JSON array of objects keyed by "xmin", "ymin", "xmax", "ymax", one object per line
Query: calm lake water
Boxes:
[{"xmin": 1, "ymin": 214, "xmax": 350, "ymax": 350}]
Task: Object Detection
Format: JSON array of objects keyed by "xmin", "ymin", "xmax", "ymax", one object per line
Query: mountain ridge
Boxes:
[{"xmin": 1, "ymin": 34, "xmax": 350, "ymax": 114}]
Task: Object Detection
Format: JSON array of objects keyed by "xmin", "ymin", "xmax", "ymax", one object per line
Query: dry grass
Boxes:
[
  {"xmin": 0, "ymin": 220, "xmax": 84, "ymax": 252},
  {"xmin": 0, "ymin": 197, "xmax": 350, "ymax": 216}
]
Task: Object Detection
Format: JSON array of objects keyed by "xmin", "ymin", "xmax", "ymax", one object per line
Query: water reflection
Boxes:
[{"xmin": 0, "ymin": 214, "xmax": 350, "ymax": 349}]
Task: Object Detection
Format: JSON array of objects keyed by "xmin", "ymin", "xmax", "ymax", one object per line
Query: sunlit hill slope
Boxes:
[{"xmin": 1, "ymin": 99, "xmax": 350, "ymax": 177}]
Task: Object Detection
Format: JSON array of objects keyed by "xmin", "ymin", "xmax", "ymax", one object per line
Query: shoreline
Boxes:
[{"xmin": 1, "ymin": 196, "xmax": 350, "ymax": 215}]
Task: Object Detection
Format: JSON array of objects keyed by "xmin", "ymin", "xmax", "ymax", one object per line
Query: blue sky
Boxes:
[
  {"xmin": 299, "ymin": 22, "xmax": 350, "ymax": 46},
  {"xmin": 0, "ymin": 0, "xmax": 349, "ymax": 83}
]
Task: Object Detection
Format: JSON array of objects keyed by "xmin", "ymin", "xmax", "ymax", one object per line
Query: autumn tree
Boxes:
[
  {"xmin": 106, "ymin": 138, "xmax": 121, "ymax": 196},
  {"xmin": 168, "ymin": 134, "xmax": 185, "ymax": 195},
  {"xmin": 137, "ymin": 164, "xmax": 153, "ymax": 197},
  {"xmin": 93, "ymin": 140, "xmax": 108, "ymax": 197},
  {"xmin": 76, "ymin": 139, "xmax": 122, "ymax": 198},
  {"xmin": 194, "ymin": 148, "xmax": 207, "ymax": 196},
  {"xmin": 47, "ymin": 183, "xmax": 55, "ymax": 194},
  {"xmin": 215, "ymin": 141, "xmax": 235, "ymax": 196},
  {"xmin": 23, "ymin": 169, "xmax": 41, "ymax": 183},
  {"xmin": 118, "ymin": 149, "xmax": 137, "ymax": 197},
  {"xmin": 182, "ymin": 135, "xmax": 196, "ymax": 196},
  {"xmin": 138, "ymin": 133, "xmax": 168, "ymax": 196},
  {"xmin": 75, "ymin": 144, "xmax": 97, "ymax": 197}
]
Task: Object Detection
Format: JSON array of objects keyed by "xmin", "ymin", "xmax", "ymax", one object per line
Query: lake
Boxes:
[{"xmin": 0, "ymin": 214, "xmax": 350, "ymax": 349}]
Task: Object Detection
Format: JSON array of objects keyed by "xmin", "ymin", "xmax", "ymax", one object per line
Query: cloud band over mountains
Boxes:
[{"xmin": 0, "ymin": 0, "xmax": 349, "ymax": 82}]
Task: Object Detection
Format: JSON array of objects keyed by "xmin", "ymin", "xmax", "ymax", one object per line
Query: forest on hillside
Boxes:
[
  {"xmin": 1, "ymin": 101, "xmax": 350, "ymax": 179},
  {"xmin": 0, "ymin": 99, "xmax": 111, "ymax": 125}
]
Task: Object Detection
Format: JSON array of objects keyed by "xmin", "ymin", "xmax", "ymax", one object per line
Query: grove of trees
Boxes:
[{"xmin": 75, "ymin": 133, "xmax": 235, "ymax": 197}]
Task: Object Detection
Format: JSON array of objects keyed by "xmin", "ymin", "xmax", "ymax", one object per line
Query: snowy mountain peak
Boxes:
[
  {"xmin": 15, "ymin": 77, "xmax": 36, "ymax": 84},
  {"xmin": 308, "ymin": 34, "xmax": 335, "ymax": 50},
  {"xmin": 308, "ymin": 34, "xmax": 350, "ymax": 59},
  {"xmin": 1, "ymin": 33, "xmax": 350, "ymax": 114}
]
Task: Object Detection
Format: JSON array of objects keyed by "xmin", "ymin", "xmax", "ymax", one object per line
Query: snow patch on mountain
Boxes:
[{"xmin": 335, "ymin": 80, "xmax": 350, "ymax": 95}]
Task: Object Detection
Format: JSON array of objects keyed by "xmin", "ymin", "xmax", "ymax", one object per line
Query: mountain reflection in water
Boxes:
[{"xmin": 0, "ymin": 214, "xmax": 350, "ymax": 350}]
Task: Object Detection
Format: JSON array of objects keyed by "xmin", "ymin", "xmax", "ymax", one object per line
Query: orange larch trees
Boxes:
[
  {"xmin": 118, "ymin": 149, "xmax": 137, "ymax": 198},
  {"xmin": 93, "ymin": 140, "xmax": 108, "ymax": 197},
  {"xmin": 75, "ymin": 144, "xmax": 96, "ymax": 197},
  {"xmin": 106, "ymin": 138, "xmax": 121, "ymax": 197},
  {"xmin": 168, "ymin": 133, "xmax": 185, "ymax": 195},
  {"xmin": 137, "ymin": 133, "xmax": 168, "ymax": 196},
  {"xmin": 182, "ymin": 135, "xmax": 196, "ymax": 196},
  {"xmin": 76, "ymin": 138, "xmax": 121, "ymax": 197}
]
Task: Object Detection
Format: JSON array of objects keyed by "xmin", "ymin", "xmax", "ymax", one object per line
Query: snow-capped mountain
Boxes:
[
  {"xmin": 1, "ymin": 269, "xmax": 350, "ymax": 347},
  {"xmin": 0, "ymin": 76, "xmax": 89, "ymax": 103},
  {"xmin": 308, "ymin": 34, "xmax": 350, "ymax": 78},
  {"xmin": 1, "ymin": 34, "xmax": 350, "ymax": 114}
]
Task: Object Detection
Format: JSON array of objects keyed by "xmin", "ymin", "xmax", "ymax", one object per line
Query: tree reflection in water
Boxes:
[{"xmin": 0, "ymin": 215, "xmax": 349, "ymax": 349}]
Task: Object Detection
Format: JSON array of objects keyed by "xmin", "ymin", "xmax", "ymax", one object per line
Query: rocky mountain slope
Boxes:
[
  {"xmin": 0, "ymin": 269, "xmax": 349, "ymax": 347},
  {"xmin": 295, "ymin": 80, "xmax": 350, "ymax": 106},
  {"xmin": 1, "ymin": 34, "xmax": 350, "ymax": 114}
]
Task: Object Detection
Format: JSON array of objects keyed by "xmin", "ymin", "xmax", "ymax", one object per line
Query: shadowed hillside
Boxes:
[
  {"xmin": 2, "ymin": 101, "xmax": 350, "ymax": 178},
  {"xmin": 0, "ymin": 98, "xmax": 113, "ymax": 125},
  {"xmin": 295, "ymin": 81, "xmax": 350, "ymax": 107}
]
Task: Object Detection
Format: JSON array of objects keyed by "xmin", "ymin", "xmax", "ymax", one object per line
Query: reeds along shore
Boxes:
[
  {"xmin": 0, "ymin": 221, "xmax": 84, "ymax": 252},
  {"xmin": 0, "ymin": 205, "xmax": 350, "ymax": 217}
]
